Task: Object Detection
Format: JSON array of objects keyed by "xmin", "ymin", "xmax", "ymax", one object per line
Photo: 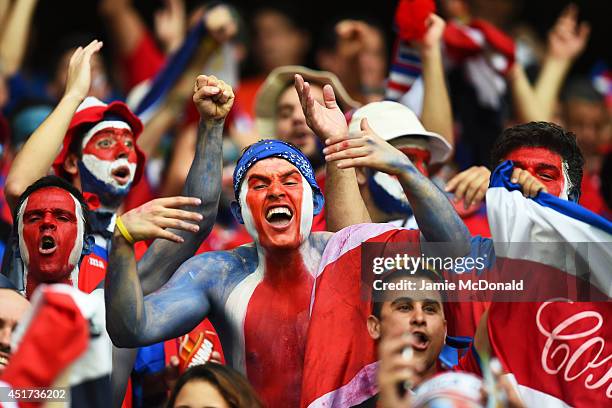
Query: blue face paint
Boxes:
[
  {"xmin": 367, "ymin": 170, "xmax": 414, "ymax": 217},
  {"xmin": 77, "ymin": 161, "xmax": 132, "ymax": 209}
]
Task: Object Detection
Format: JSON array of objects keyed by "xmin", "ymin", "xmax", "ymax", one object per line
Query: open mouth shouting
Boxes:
[
  {"xmin": 265, "ymin": 205, "xmax": 294, "ymax": 228},
  {"xmin": 410, "ymin": 330, "xmax": 430, "ymax": 351},
  {"xmin": 39, "ymin": 235, "xmax": 57, "ymax": 255},
  {"xmin": 111, "ymin": 166, "xmax": 131, "ymax": 185}
]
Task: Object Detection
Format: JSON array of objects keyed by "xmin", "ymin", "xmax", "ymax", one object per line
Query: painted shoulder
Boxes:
[{"xmin": 177, "ymin": 245, "xmax": 259, "ymax": 300}]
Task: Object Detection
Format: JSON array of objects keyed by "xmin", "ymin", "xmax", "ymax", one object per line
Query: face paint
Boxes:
[
  {"xmin": 398, "ymin": 147, "xmax": 431, "ymax": 177},
  {"xmin": 391, "ymin": 138, "xmax": 432, "ymax": 177},
  {"xmin": 239, "ymin": 158, "xmax": 313, "ymax": 251},
  {"xmin": 17, "ymin": 188, "xmax": 84, "ymax": 288},
  {"xmin": 79, "ymin": 124, "xmax": 137, "ymax": 207},
  {"xmin": 368, "ymin": 171, "xmax": 413, "ymax": 218},
  {"xmin": 504, "ymin": 147, "xmax": 569, "ymax": 199}
]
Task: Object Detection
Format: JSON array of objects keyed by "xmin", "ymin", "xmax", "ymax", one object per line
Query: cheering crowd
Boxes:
[{"xmin": 0, "ymin": 0, "xmax": 610, "ymax": 407}]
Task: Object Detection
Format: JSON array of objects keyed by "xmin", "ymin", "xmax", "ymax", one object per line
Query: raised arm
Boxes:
[
  {"xmin": 0, "ymin": 0, "xmax": 38, "ymax": 76},
  {"xmin": 4, "ymin": 40, "xmax": 102, "ymax": 210},
  {"xmin": 105, "ymin": 245, "xmax": 212, "ymax": 348},
  {"xmin": 418, "ymin": 14, "xmax": 454, "ymax": 147},
  {"xmin": 294, "ymin": 74, "xmax": 371, "ymax": 232},
  {"xmin": 534, "ymin": 4, "xmax": 589, "ymax": 120},
  {"xmin": 508, "ymin": 5, "xmax": 590, "ymax": 123},
  {"xmin": 130, "ymin": 74, "xmax": 233, "ymax": 294},
  {"xmin": 324, "ymin": 121, "xmax": 470, "ymax": 252}
]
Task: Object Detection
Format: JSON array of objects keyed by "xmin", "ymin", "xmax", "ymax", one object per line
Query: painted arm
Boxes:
[
  {"xmin": 418, "ymin": 14, "xmax": 454, "ymax": 148},
  {"xmin": 105, "ymin": 236, "xmax": 212, "ymax": 348},
  {"xmin": 0, "ymin": 0, "xmax": 38, "ymax": 76},
  {"xmin": 294, "ymin": 74, "xmax": 371, "ymax": 232},
  {"xmin": 127, "ymin": 74, "xmax": 234, "ymax": 294},
  {"xmin": 4, "ymin": 40, "xmax": 103, "ymax": 210},
  {"xmin": 324, "ymin": 121, "xmax": 470, "ymax": 252}
]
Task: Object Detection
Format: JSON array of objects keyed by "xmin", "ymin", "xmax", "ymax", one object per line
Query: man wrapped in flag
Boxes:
[
  {"xmin": 477, "ymin": 155, "xmax": 612, "ymax": 406},
  {"xmin": 104, "ymin": 74, "xmax": 471, "ymax": 407}
]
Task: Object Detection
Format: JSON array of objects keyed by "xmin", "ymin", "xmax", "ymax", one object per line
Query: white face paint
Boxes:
[
  {"xmin": 560, "ymin": 161, "xmax": 572, "ymax": 200},
  {"xmin": 239, "ymin": 180, "xmax": 259, "ymax": 246},
  {"xmin": 81, "ymin": 120, "xmax": 131, "ymax": 148},
  {"xmin": 373, "ymin": 172, "xmax": 410, "ymax": 205},
  {"xmin": 299, "ymin": 177, "xmax": 314, "ymax": 244},
  {"xmin": 17, "ymin": 197, "xmax": 30, "ymax": 268},
  {"xmin": 81, "ymin": 155, "xmax": 137, "ymax": 190}
]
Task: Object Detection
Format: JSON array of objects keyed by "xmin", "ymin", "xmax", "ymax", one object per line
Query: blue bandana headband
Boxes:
[{"xmin": 232, "ymin": 140, "xmax": 324, "ymax": 214}]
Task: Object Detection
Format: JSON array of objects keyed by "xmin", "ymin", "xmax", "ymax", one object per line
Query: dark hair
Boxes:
[
  {"xmin": 166, "ymin": 363, "xmax": 263, "ymax": 408},
  {"xmin": 490, "ymin": 122, "xmax": 584, "ymax": 200},
  {"xmin": 14, "ymin": 176, "xmax": 92, "ymax": 237},
  {"xmin": 561, "ymin": 77, "xmax": 605, "ymax": 104},
  {"xmin": 371, "ymin": 268, "xmax": 444, "ymax": 318},
  {"xmin": 253, "ymin": 3, "xmax": 308, "ymax": 31}
]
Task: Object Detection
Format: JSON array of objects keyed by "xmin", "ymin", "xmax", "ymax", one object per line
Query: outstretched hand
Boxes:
[
  {"xmin": 193, "ymin": 74, "xmax": 234, "ymax": 122},
  {"xmin": 294, "ymin": 74, "xmax": 348, "ymax": 145},
  {"xmin": 323, "ymin": 118, "xmax": 413, "ymax": 176},
  {"xmin": 119, "ymin": 196, "xmax": 203, "ymax": 243},
  {"xmin": 154, "ymin": 0, "xmax": 186, "ymax": 53},
  {"xmin": 547, "ymin": 4, "xmax": 590, "ymax": 61},
  {"xmin": 204, "ymin": 4, "xmax": 238, "ymax": 43},
  {"xmin": 64, "ymin": 40, "xmax": 103, "ymax": 102}
]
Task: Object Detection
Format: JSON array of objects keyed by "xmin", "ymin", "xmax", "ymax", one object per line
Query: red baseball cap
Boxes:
[{"xmin": 52, "ymin": 97, "xmax": 146, "ymax": 184}]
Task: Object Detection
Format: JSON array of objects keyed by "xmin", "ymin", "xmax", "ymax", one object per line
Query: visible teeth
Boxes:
[
  {"xmin": 266, "ymin": 207, "xmax": 292, "ymax": 219},
  {"xmin": 0, "ymin": 356, "xmax": 8, "ymax": 365}
]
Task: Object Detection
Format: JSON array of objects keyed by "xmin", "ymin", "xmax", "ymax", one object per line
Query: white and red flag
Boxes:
[{"xmin": 485, "ymin": 161, "xmax": 612, "ymax": 407}]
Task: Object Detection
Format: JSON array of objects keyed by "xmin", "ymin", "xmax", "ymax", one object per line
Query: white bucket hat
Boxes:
[{"xmin": 348, "ymin": 101, "xmax": 452, "ymax": 164}]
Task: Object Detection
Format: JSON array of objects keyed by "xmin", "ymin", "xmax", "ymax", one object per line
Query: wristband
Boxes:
[{"xmin": 115, "ymin": 216, "xmax": 135, "ymax": 245}]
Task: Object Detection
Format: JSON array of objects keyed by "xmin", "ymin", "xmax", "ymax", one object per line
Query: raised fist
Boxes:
[{"xmin": 192, "ymin": 74, "xmax": 234, "ymax": 122}]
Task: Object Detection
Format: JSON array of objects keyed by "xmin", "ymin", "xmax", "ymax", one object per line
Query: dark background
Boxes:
[{"xmin": 27, "ymin": 0, "xmax": 610, "ymax": 77}]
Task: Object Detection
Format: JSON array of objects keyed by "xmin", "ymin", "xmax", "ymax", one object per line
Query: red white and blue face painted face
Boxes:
[
  {"xmin": 78, "ymin": 121, "xmax": 138, "ymax": 208},
  {"xmin": 504, "ymin": 147, "xmax": 570, "ymax": 199},
  {"xmin": 239, "ymin": 158, "xmax": 313, "ymax": 251},
  {"xmin": 82, "ymin": 121, "xmax": 138, "ymax": 192},
  {"xmin": 17, "ymin": 187, "xmax": 84, "ymax": 284}
]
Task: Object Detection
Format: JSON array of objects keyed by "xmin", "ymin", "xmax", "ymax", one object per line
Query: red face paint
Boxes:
[
  {"xmin": 20, "ymin": 188, "xmax": 80, "ymax": 283},
  {"xmin": 504, "ymin": 147, "xmax": 566, "ymax": 197},
  {"xmin": 82, "ymin": 128, "xmax": 137, "ymax": 164},
  {"xmin": 398, "ymin": 146, "xmax": 431, "ymax": 177},
  {"xmin": 243, "ymin": 159, "xmax": 305, "ymax": 250}
]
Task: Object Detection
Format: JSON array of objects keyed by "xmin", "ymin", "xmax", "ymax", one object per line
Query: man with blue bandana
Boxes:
[{"xmin": 105, "ymin": 75, "xmax": 471, "ymax": 407}]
